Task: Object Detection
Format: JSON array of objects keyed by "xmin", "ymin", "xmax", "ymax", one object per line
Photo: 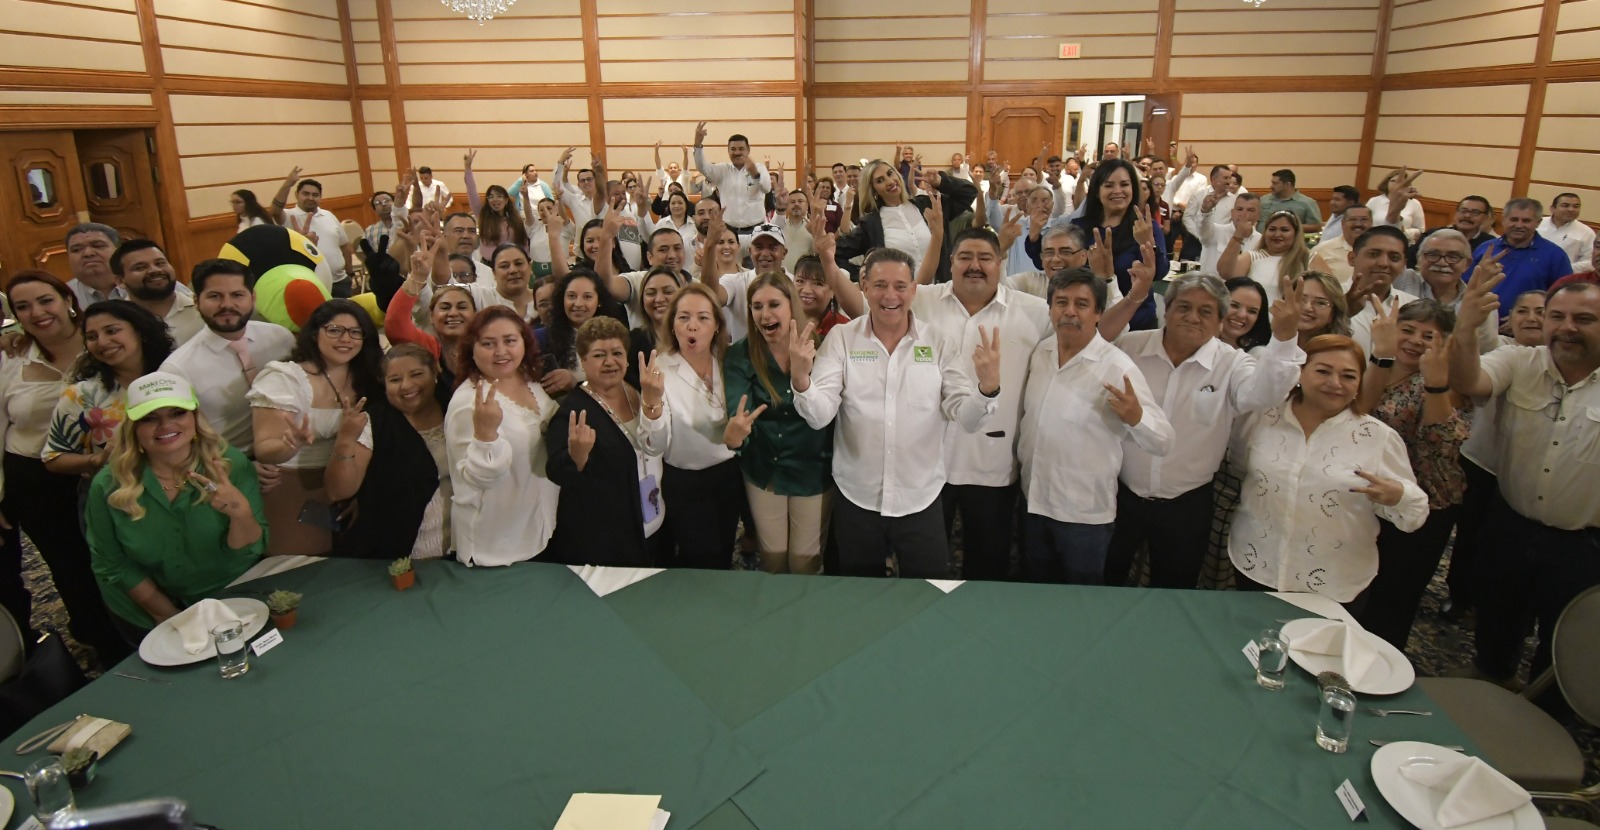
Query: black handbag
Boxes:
[{"xmin": 0, "ymin": 631, "xmax": 87, "ymax": 739}]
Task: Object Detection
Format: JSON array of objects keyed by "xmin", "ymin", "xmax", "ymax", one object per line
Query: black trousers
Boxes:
[
  {"xmin": 833, "ymin": 496, "xmax": 949, "ymax": 579},
  {"xmin": 1357, "ymin": 506, "xmax": 1461, "ymax": 651},
  {"xmin": 1444, "ymin": 457, "xmax": 1496, "ymax": 607},
  {"xmin": 1104, "ymin": 482, "xmax": 1216, "ymax": 588},
  {"xmin": 660, "ymin": 459, "xmax": 744, "ymax": 570},
  {"xmin": 1, "ymin": 453, "xmax": 131, "ymax": 667},
  {"xmin": 941, "ymin": 482, "xmax": 1017, "ymax": 581},
  {"xmin": 1473, "ymin": 499, "xmax": 1600, "ymax": 682}
]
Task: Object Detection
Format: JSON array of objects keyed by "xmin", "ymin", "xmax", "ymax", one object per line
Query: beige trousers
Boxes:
[{"xmin": 744, "ymin": 481, "xmax": 830, "ymax": 574}]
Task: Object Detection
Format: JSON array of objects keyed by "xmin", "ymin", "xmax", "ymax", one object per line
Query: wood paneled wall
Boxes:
[{"xmin": 4, "ymin": 0, "xmax": 1600, "ymax": 266}]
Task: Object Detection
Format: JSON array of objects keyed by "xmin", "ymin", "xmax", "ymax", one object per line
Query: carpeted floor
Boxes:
[{"xmin": 22, "ymin": 535, "xmax": 1599, "ymax": 820}]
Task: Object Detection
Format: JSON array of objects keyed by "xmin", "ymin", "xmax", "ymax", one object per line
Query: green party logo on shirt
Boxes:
[{"xmin": 914, "ymin": 346, "xmax": 934, "ymax": 363}]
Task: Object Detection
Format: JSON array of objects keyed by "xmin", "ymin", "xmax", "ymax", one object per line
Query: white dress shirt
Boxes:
[
  {"xmin": 154, "ymin": 292, "xmax": 204, "ymax": 346},
  {"xmin": 1003, "ymin": 271, "xmax": 1125, "ymax": 307},
  {"xmin": 693, "ymin": 147, "xmax": 771, "ymax": 228},
  {"xmin": 281, "ymin": 206, "xmax": 350, "ymax": 282},
  {"xmin": 1116, "ymin": 331, "xmax": 1303, "ymax": 499},
  {"xmin": 160, "ymin": 321, "xmax": 295, "ymax": 453},
  {"xmin": 1477, "ymin": 344, "xmax": 1600, "ymax": 530},
  {"xmin": 1019, "ymin": 332, "xmax": 1173, "ymax": 525},
  {"xmin": 794, "ymin": 315, "xmax": 996, "ymax": 516},
  {"xmin": 1537, "ymin": 217, "xmax": 1595, "ymax": 273},
  {"xmin": 1229, "ymin": 404, "xmax": 1429, "ymax": 601},
  {"xmin": 1366, "ymin": 195, "xmax": 1426, "ymax": 233},
  {"xmin": 0, "ymin": 345, "xmax": 67, "ymax": 500},
  {"xmin": 912, "ymin": 284, "xmax": 1050, "ymax": 487},
  {"xmin": 1199, "ymin": 224, "xmax": 1259, "ymax": 277},
  {"xmin": 1309, "ymin": 235, "xmax": 1355, "ymax": 289},
  {"xmin": 1347, "ymin": 287, "xmax": 1421, "ymax": 355},
  {"xmin": 713, "ymin": 268, "xmax": 792, "ymax": 345},
  {"xmin": 416, "ymin": 179, "xmax": 451, "ymax": 207},
  {"xmin": 445, "ymin": 378, "xmax": 561, "ymax": 566},
  {"xmin": 656, "ymin": 352, "xmax": 735, "ymax": 471}
]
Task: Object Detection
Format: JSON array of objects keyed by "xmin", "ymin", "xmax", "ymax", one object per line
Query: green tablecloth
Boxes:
[{"xmin": 4, "ymin": 562, "xmax": 1482, "ymax": 829}]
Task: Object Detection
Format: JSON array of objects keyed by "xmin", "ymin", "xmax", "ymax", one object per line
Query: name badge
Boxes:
[
  {"xmin": 640, "ymin": 474, "xmax": 661, "ymax": 525},
  {"xmin": 913, "ymin": 346, "xmax": 934, "ymax": 363},
  {"xmin": 849, "ymin": 349, "xmax": 878, "ymax": 362}
]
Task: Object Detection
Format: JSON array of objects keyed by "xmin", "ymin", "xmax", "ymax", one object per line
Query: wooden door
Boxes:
[
  {"xmin": 1144, "ymin": 93, "xmax": 1181, "ymax": 168},
  {"xmin": 0, "ymin": 130, "xmax": 87, "ymax": 286},
  {"xmin": 75, "ymin": 129, "xmax": 164, "ymax": 251},
  {"xmin": 983, "ymin": 97, "xmax": 1065, "ymax": 177}
]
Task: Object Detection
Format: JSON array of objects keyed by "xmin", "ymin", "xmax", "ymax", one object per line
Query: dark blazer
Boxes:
[
  {"xmin": 336, "ymin": 389, "xmax": 449, "ymax": 559},
  {"xmin": 834, "ymin": 173, "xmax": 979, "ymax": 283},
  {"xmin": 543, "ymin": 386, "xmax": 658, "ymax": 567}
]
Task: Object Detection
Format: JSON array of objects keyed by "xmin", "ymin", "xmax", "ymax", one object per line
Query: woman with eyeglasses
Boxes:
[
  {"xmin": 1219, "ymin": 210, "xmax": 1310, "ymax": 303},
  {"xmin": 248, "ymin": 299, "xmax": 384, "ymax": 556},
  {"xmin": 1252, "ymin": 271, "xmax": 1349, "ymax": 354}
]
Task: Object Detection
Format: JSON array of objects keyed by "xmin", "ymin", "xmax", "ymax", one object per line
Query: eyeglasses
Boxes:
[
  {"xmin": 1056, "ymin": 248, "xmax": 1084, "ymax": 257},
  {"xmin": 1299, "ymin": 297, "xmax": 1333, "ymax": 311},
  {"xmin": 321, "ymin": 325, "xmax": 365, "ymax": 341},
  {"xmin": 1457, "ymin": 207, "xmax": 1488, "ymax": 217},
  {"xmin": 1545, "ymin": 382, "xmax": 1567, "ymax": 422},
  {"xmin": 1420, "ymin": 251, "xmax": 1467, "ymax": 264}
]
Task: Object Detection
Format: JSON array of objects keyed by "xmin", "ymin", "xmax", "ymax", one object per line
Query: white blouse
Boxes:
[
  {"xmin": 656, "ymin": 352, "xmax": 734, "ymax": 471},
  {"xmin": 879, "ymin": 202, "xmax": 932, "ymax": 273},
  {"xmin": 0, "ymin": 345, "xmax": 70, "ymax": 499},
  {"xmin": 245, "ymin": 361, "xmax": 371, "ymax": 469},
  {"xmin": 1228, "ymin": 404, "xmax": 1429, "ymax": 602},
  {"xmin": 445, "ymin": 378, "xmax": 561, "ymax": 566}
]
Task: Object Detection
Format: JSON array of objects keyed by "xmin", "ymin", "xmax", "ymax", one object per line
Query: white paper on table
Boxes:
[
  {"xmin": 926, "ymin": 579, "xmax": 965, "ymax": 594},
  {"xmin": 228, "ymin": 555, "xmax": 325, "ymax": 588},
  {"xmin": 568, "ymin": 565, "xmax": 665, "ymax": 598},
  {"xmin": 1268, "ymin": 591, "xmax": 1361, "ymax": 627},
  {"xmin": 649, "ymin": 809, "xmax": 671, "ymax": 830},
  {"xmin": 553, "ymin": 793, "xmax": 662, "ymax": 830}
]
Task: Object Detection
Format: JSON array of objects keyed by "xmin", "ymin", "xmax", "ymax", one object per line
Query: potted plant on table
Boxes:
[
  {"xmin": 59, "ymin": 747, "xmax": 98, "ymax": 789},
  {"xmin": 266, "ymin": 590, "xmax": 302, "ymax": 629},
  {"xmin": 388, "ymin": 557, "xmax": 415, "ymax": 591}
]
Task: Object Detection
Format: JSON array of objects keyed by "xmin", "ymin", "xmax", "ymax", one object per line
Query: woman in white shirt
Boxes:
[
  {"xmin": 1229, "ymin": 334, "xmax": 1428, "ymax": 609},
  {"xmin": 833, "ymin": 159, "xmax": 978, "ymax": 283},
  {"xmin": 654, "ymin": 283, "xmax": 742, "ymax": 569},
  {"xmin": 230, "ymin": 189, "xmax": 273, "ymax": 234},
  {"xmin": 1366, "ymin": 170, "xmax": 1427, "ymax": 233},
  {"xmin": 0, "ymin": 272, "xmax": 128, "ymax": 663},
  {"xmin": 248, "ymin": 299, "xmax": 381, "ymax": 556},
  {"xmin": 1219, "ymin": 210, "xmax": 1310, "ymax": 303},
  {"xmin": 445, "ymin": 307, "xmax": 560, "ymax": 566},
  {"xmin": 657, "ymin": 191, "xmax": 698, "ymax": 252}
]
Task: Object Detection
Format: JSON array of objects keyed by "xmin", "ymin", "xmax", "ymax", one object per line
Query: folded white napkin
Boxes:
[
  {"xmin": 168, "ymin": 598, "xmax": 254, "ymax": 655},
  {"xmin": 1292, "ymin": 620, "xmax": 1380, "ymax": 686},
  {"xmin": 1399, "ymin": 753, "xmax": 1530, "ymax": 828}
]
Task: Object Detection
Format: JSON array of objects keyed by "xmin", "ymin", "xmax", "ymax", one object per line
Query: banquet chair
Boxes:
[
  {"xmin": 0, "ymin": 605, "xmax": 21, "ymax": 684},
  {"xmin": 1417, "ymin": 585, "xmax": 1600, "ymax": 821}
]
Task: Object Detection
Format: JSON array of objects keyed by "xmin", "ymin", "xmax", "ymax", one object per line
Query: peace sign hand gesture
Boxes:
[
  {"xmin": 567, "ymin": 410, "xmax": 596, "ymax": 471},
  {"xmin": 694, "ymin": 121, "xmax": 709, "ymax": 146},
  {"xmin": 923, "ymin": 191, "xmax": 944, "ymax": 233},
  {"xmin": 789, "ymin": 320, "xmax": 818, "ymax": 382},
  {"xmin": 1185, "ymin": 144, "xmax": 1199, "ymax": 169},
  {"xmin": 998, "ymin": 208, "xmax": 1023, "ymax": 253},
  {"xmin": 189, "ymin": 459, "xmax": 251, "ymax": 520},
  {"xmin": 463, "ymin": 148, "xmax": 476, "ymax": 171},
  {"xmin": 972, "ymin": 326, "xmax": 1002, "ymax": 396},
  {"xmin": 1351, "ymin": 468, "xmax": 1403, "ymax": 506},
  {"xmin": 1457, "ymin": 248, "xmax": 1506, "ymax": 330},
  {"xmin": 1088, "ymin": 227, "xmax": 1116, "ymax": 281},
  {"xmin": 1367, "ymin": 295, "xmax": 1401, "ymax": 361},
  {"xmin": 1133, "ymin": 204, "xmax": 1155, "ymax": 247},
  {"xmin": 723, "ymin": 394, "xmax": 769, "ymax": 449},
  {"xmin": 1103, "ymin": 375, "xmax": 1144, "ymax": 426},
  {"xmin": 1127, "ymin": 238, "xmax": 1158, "ymax": 303},
  {"xmin": 276, "ymin": 412, "xmax": 315, "ymax": 458},
  {"xmin": 472, "ymin": 380, "xmax": 503, "ymax": 441},
  {"xmin": 1420, "ymin": 340, "xmax": 1450, "ymax": 389},
  {"xmin": 1270, "ymin": 275, "xmax": 1303, "ymax": 341},
  {"xmin": 336, "ymin": 396, "xmax": 369, "ymax": 441}
]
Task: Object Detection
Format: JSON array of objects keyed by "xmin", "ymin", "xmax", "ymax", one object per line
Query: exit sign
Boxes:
[{"xmin": 1058, "ymin": 43, "xmax": 1081, "ymax": 59}]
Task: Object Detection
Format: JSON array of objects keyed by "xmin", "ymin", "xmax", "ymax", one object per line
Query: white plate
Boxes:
[
  {"xmin": 0, "ymin": 784, "xmax": 13, "ymax": 826},
  {"xmin": 1279, "ymin": 617, "xmax": 1415, "ymax": 695},
  {"xmin": 1371, "ymin": 742, "xmax": 1542, "ymax": 830},
  {"xmin": 138, "ymin": 598, "xmax": 269, "ymax": 667}
]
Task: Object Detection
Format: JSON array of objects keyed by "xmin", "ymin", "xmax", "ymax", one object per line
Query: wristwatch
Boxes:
[{"xmin": 1369, "ymin": 355, "xmax": 1396, "ymax": 369}]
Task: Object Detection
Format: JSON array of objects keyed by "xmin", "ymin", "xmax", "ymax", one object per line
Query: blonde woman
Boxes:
[
  {"xmin": 1220, "ymin": 210, "xmax": 1311, "ymax": 302},
  {"xmin": 85, "ymin": 372, "xmax": 265, "ymax": 638},
  {"xmin": 833, "ymin": 159, "xmax": 977, "ymax": 283}
]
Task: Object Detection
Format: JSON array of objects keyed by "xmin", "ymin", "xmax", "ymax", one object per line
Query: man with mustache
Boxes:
[
  {"xmin": 1309, "ymin": 204, "xmax": 1373, "ymax": 289},
  {"xmin": 1406, "ymin": 196, "xmax": 1497, "ymax": 269},
  {"xmin": 64, "ymin": 223, "xmax": 126, "ymax": 308},
  {"xmin": 110, "ymin": 239, "xmax": 204, "ymax": 345},
  {"xmin": 1017, "ymin": 267, "xmax": 1173, "ymax": 585},
  {"xmin": 1448, "ymin": 266, "xmax": 1600, "ymax": 695},
  {"xmin": 693, "ymin": 123, "xmax": 771, "ymax": 255},
  {"xmin": 1393, "ymin": 229, "xmax": 1500, "ymax": 353},
  {"xmin": 1463, "ymin": 198, "xmax": 1573, "ymax": 321}
]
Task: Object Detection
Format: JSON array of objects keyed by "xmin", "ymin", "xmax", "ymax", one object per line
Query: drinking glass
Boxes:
[
  {"xmin": 213, "ymin": 620, "xmax": 250, "ymax": 679},
  {"xmin": 1316, "ymin": 686, "xmax": 1357, "ymax": 753},
  {"xmin": 1256, "ymin": 628, "xmax": 1290, "ymax": 690},
  {"xmin": 24, "ymin": 757, "xmax": 74, "ymax": 823}
]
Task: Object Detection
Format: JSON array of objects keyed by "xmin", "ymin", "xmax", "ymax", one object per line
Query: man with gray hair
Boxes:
[
  {"xmin": 1101, "ymin": 271, "xmax": 1305, "ymax": 588},
  {"xmin": 1394, "ymin": 229, "xmax": 1499, "ymax": 353},
  {"xmin": 1002, "ymin": 224, "xmax": 1122, "ymax": 308},
  {"xmin": 988, "ymin": 183, "xmax": 1057, "ymax": 277},
  {"xmin": 1463, "ymin": 197, "xmax": 1574, "ymax": 319},
  {"xmin": 64, "ymin": 222, "xmax": 126, "ymax": 309}
]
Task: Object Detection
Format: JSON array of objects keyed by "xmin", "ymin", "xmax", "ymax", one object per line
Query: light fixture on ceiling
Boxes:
[
  {"xmin": 1243, "ymin": 0, "xmax": 1267, "ymax": 6},
  {"xmin": 441, "ymin": 0, "xmax": 516, "ymax": 24}
]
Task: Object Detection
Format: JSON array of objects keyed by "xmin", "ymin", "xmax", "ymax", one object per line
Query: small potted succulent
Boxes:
[
  {"xmin": 60, "ymin": 747, "xmax": 98, "ymax": 789},
  {"xmin": 388, "ymin": 557, "xmax": 415, "ymax": 591},
  {"xmin": 266, "ymin": 590, "xmax": 302, "ymax": 629}
]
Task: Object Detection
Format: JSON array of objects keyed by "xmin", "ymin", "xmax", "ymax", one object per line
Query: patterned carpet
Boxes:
[{"xmin": 22, "ymin": 535, "xmax": 1600, "ymax": 820}]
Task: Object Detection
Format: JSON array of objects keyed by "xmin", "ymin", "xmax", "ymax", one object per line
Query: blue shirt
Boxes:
[
  {"xmin": 1068, "ymin": 217, "xmax": 1171, "ymax": 331},
  {"xmin": 1464, "ymin": 235, "xmax": 1572, "ymax": 320}
]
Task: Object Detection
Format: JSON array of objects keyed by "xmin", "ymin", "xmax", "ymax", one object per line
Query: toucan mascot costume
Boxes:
[{"xmin": 218, "ymin": 225, "xmax": 404, "ymax": 332}]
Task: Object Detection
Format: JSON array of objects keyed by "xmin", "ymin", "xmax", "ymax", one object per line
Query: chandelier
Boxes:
[
  {"xmin": 1242, "ymin": 0, "xmax": 1267, "ymax": 5},
  {"xmin": 441, "ymin": 0, "xmax": 516, "ymax": 24}
]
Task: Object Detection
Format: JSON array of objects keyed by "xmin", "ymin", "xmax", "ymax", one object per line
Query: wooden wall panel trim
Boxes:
[
  {"xmin": 336, "ymin": 0, "xmax": 373, "ymax": 197},
  {"xmin": 1511, "ymin": 0, "xmax": 1564, "ymax": 194},
  {"xmin": 0, "ymin": 68, "xmax": 152, "ymax": 92},
  {"xmin": 376, "ymin": 0, "xmax": 409, "ymax": 173},
  {"xmin": 581, "ymin": 0, "xmax": 606, "ymax": 152},
  {"xmin": 162, "ymin": 77, "xmax": 351, "ymax": 99},
  {"xmin": 134, "ymin": 0, "xmax": 189, "ymax": 239},
  {"xmin": 0, "ymin": 107, "xmax": 159, "ymax": 128},
  {"xmin": 1154, "ymin": 0, "xmax": 1176, "ymax": 87},
  {"xmin": 1356, "ymin": 0, "xmax": 1395, "ymax": 193}
]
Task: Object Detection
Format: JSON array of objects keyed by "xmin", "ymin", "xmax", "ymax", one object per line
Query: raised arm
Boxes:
[
  {"xmin": 594, "ymin": 210, "xmax": 632, "ymax": 302},
  {"xmin": 1448, "ymin": 250, "xmax": 1506, "ymax": 399},
  {"xmin": 464, "ymin": 149, "xmax": 482, "ymax": 214},
  {"xmin": 270, "ymin": 165, "xmax": 303, "ymax": 223},
  {"xmin": 916, "ymin": 192, "xmax": 945, "ymax": 285},
  {"xmin": 1097, "ymin": 235, "xmax": 1155, "ymax": 340},
  {"xmin": 811, "ymin": 218, "xmax": 864, "ymax": 318}
]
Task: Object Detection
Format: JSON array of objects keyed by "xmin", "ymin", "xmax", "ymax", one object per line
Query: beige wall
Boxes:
[
  {"xmin": 0, "ymin": 0, "xmax": 145, "ymax": 73},
  {"xmin": 598, "ymin": 0, "xmax": 795, "ymax": 83},
  {"xmin": 402, "ymin": 97, "xmax": 590, "ymax": 198},
  {"xmin": 153, "ymin": 0, "xmax": 348, "ymax": 85},
  {"xmin": 813, "ymin": 97, "xmax": 966, "ymax": 182},
  {"xmin": 390, "ymin": 0, "xmax": 585, "ymax": 85},
  {"xmin": 1386, "ymin": 0, "xmax": 1542, "ymax": 74},
  {"xmin": 986, "ymin": 0, "xmax": 1157, "ymax": 81},
  {"xmin": 1179, "ymin": 92, "xmax": 1367, "ymax": 190},
  {"xmin": 1171, "ymin": 0, "xmax": 1380, "ymax": 78},
  {"xmin": 1371, "ymin": 85, "xmax": 1526, "ymax": 206},
  {"xmin": 172, "ymin": 95, "xmax": 360, "ymax": 219},
  {"xmin": 814, "ymin": 0, "xmax": 969, "ymax": 84},
  {"xmin": 1532, "ymin": 81, "xmax": 1600, "ymax": 210}
]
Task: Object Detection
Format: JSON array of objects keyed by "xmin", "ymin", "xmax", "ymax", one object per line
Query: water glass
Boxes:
[
  {"xmin": 25, "ymin": 757, "xmax": 75, "ymax": 823},
  {"xmin": 1316, "ymin": 686, "xmax": 1357, "ymax": 753},
  {"xmin": 1255, "ymin": 628, "xmax": 1290, "ymax": 690},
  {"xmin": 213, "ymin": 620, "xmax": 250, "ymax": 679}
]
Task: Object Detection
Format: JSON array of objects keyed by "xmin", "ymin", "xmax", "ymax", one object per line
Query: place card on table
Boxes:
[
  {"xmin": 1335, "ymin": 779, "xmax": 1367, "ymax": 821},
  {"xmin": 1242, "ymin": 639, "xmax": 1261, "ymax": 669},
  {"xmin": 250, "ymin": 628, "xmax": 284, "ymax": 657},
  {"xmin": 554, "ymin": 793, "xmax": 668, "ymax": 830}
]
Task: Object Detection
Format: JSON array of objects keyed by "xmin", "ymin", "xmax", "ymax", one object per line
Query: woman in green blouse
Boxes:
[
  {"xmin": 86, "ymin": 372, "xmax": 266, "ymax": 638},
  {"xmin": 723, "ymin": 272, "xmax": 833, "ymax": 574}
]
